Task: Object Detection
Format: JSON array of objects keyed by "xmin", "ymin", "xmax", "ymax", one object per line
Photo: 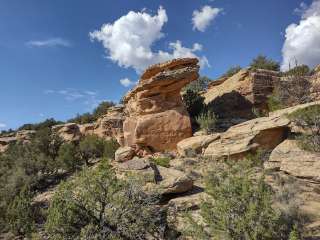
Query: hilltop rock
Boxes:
[
  {"xmin": 123, "ymin": 58, "xmax": 199, "ymax": 152},
  {"xmin": 93, "ymin": 105, "xmax": 125, "ymax": 146},
  {"xmin": 203, "ymin": 68, "xmax": 280, "ymax": 120},
  {"xmin": 52, "ymin": 123, "xmax": 81, "ymax": 142},
  {"xmin": 0, "ymin": 130, "xmax": 35, "ymax": 152},
  {"xmin": 79, "ymin": 123, "xmax": 95, "ymax": 136}
]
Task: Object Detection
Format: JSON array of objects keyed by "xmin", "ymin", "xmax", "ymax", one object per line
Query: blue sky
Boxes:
[{"xmin": 1, "ymin": 0, "xmax": 319, "ymax": 130}]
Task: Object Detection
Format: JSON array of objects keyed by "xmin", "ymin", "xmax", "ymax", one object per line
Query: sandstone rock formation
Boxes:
[
  {"xmin": 52, "ymin": 123, "xmax": 81, "ymax": 142},
  {"xmin": 0, "ymin": 130, "xmax": 35, "ymax": 152},
  {"xmin": 203, "ymin": 68, "xmax": 280, "ymax": 120},
  {"xmin": 265, "ymin": 139, "xmax": 320, "ymax": 182},
  {"xmin": 203, "ymin": 101, "xmax": 320, "ymax": 159},
  {"xmin": 114, "ymin": 146, "xmax": 135, "ymax": 162},
  {"xmin": 177, "ymin": 134, "xmax": 220, "ymax": 157},
  {"xmin": 93, "ymin": 105, "xmax": 125, "ymax": 146},
  {"xmin": 123, "ymin": 58, "xmax": 199, "ymax": 152},
  {"xmin": 203, "ymin": 115, "xmax": 289, "ymax": 159}
]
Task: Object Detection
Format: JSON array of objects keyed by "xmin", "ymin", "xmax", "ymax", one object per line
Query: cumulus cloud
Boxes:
[
  {"xmin": 26, "ymin": 38, "xmax": 72, "ymax": 48},
  {"xmin": 0, "ymin": 123, "xmax": 6, "ymax": 128},
  {"xmin": 90, "ymin": 6, "xmax": 209, "ymax": 72},
  {"xmin": 44, "ymin": 89, "xmax": 105, "ymax": 110},
  {"xmin": 120, "ymin": 78, "xmax": 136, "ymax": 87},
  {"xmin": 192, "ymin": 5, "xmax": 222, "ymax": 32},
  {"xmin": 281, "ymin": 0, "xmax": 320, "ymax": 70}
]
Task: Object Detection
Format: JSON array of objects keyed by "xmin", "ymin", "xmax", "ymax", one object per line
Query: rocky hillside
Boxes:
[{"xmin": 1, "ymin": 58, "xmax": 320, "ymax": 240}]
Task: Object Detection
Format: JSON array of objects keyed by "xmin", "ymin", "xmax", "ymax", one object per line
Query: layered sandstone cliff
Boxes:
[{"xmin": 123, "ymin": 58, "xmax": 199, "ymax": 151}]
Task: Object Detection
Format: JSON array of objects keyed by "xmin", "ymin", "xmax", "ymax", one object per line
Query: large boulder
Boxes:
[
  {"xmin": 177, "ymin": 134, "xmax": 220, "ymax": 157},
  {"xmin": 203, "ymin": 68, "xmax": 280, "ymax": 120},
  {"xmin": 204, "ymin": 101, "xmax": 320, "ymax": 159},
  {"xmin": 265, "ymin": 139, "xmax": 320, "ymax": 182},
  {"xmin": 156, "ymin": 166, "xmax": 194, "ymax": 194},
  {"xmin": 114, "ymin": 146, "xmax": 135, "ymax": 162},
  {"xmin": 93, "ymin": 105, "xmax": 125, "ymax": 146},
  {"xmin": 203, "ymin": 115, "xmax": 289, "ymax": 159},
  {"xmin": 123, "ymin": 58, "xmax": 199, "ymax": 152}
]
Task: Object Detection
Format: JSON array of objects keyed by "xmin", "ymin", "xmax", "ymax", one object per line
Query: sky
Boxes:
[{"xmin": 0, "ymin": 0, "xmax": 320, "ymax": 130}]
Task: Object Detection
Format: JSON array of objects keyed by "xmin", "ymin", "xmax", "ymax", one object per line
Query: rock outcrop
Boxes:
[
  {"xmin": 265, "ymin": 139, "xmax": 320, "ymax": 182},
  {"xmin": 0, "ymin": 130, "xmax": 35, "ymax": 152},
  {"xmin": 93, "ymin": 105, "xmax": 125, "ymax": 146},
  {"xmin": 203, "ymin": 101, "xmax": 320, "ymax": 159},
  {"xmin": 123, "ymin": 58, "xmax": 199, "ymax": 152},
  {"xmin": 52, "ymin": 123, "xmax": 81, "ymax": 142},
  {"xmin": 203, "ymin": 115, "xmax": 289, "ymax": 159},
  {"xmin": 177, "ymin": 134, "xmax": 220, "ymax": 157},
  {"xmin": 203, "ymin": 68, "xmax": 280, "ymax": 120}
]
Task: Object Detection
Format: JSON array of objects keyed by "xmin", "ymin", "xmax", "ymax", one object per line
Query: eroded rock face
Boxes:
[
  {"xmin": 265, "ymin": 140, "xmax": 320, "ymax": 182},
  {"xmin": 123, "ymin": 58, "xmax": 199, "ymax": 152},
  {"xmin": 52, "ymin": 123, "xmax": 81, "ymax": 142},
  {"xmin": 203, "ymin": 115, "xmax": 289, "ymax": 159},
  {"xmin": 177, "ymin": 134, "xmax": 220, "ymax": 157},
  {"xmin": 203, "ymin": 68, "xmax": 280, "ymax": 120},
  {"xmin": 93, "ymin": 105, "xmax": 125, "ymax": 146},
  {"xmin": 0, "ymin": 130, "xmax": 36, "ymax": 152}
]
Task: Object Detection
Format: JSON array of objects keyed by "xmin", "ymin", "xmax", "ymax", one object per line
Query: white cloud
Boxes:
[
  {"xmin": 0, "ymin": 123, "xmax": 6, "ymax": 129},
  {"xmin": 192, "ymin": 5, "xmax": 222, "ymax": 32},
  {"xmin": 44, "ymin": 89, "xmax": 105, "ymax": 110},
  {"xmin": 281, "ymin": 0, "xmax": 320, "ymax": 70},
  {"xmin": 120, "ymin": 78, "xmax": 136, "ymax": 87},
  {"xmin": 90, "ymin": 6, "xmax": 209, "ymax": 72},
  {"xmin": 26, "ymin": 38, "xmax": 71, "ymax": 48}
]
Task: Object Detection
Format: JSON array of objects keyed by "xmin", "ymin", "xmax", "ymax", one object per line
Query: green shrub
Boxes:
[
  {"xmin": 151, "ymin": 157, "xmax": 171, "ymax": 168},
  {"xmin": 185, "ymin": 160, "xmax": 286, "ymax": 240},
  {"xmin": 182, "ymin": 89, "xmax": 205, "ymax": 118},
  {"xmin": 68, "ymin": 101, "xmax": 115, "ymax": 124},
  {"xmin": 284, "ymin": 65, "xmax": 310, "ymax": 77},
  {"xmin": 58, "ymin": 143, "xmax": 82, "ymax": 171},
  {"xmin": 289, "ymin": 105, "xmax": 320, "ymax": 152},
  {"xmin": 267, "ymin": 90, "xmax": 284, "ymax": 112},
  {"xmin": 183, "ymin": 76, "xmax": 211, "ymax": 93},
  {"xmin": 79, "ymin": 135, "xmax": 106, "ymax": 164},
  {"xmin": 288, "ymin": 225, "xmax": 300, "ymax": 240},
  {"xmin": 221, "ymin": 65, "xmax": 242, "ymax": 78},
  {"xmin": 6, "ymin": 187, "xmax": 34, "ymax": 237},
  {"xmin": 103, "ymin": 138, "xmax": 120, "ymax": 160},
  {"xmin": 45, "ymin": 161, "xmax": 167, "ymax": 240},
  {"xmin": 250, "ymin": 55, "xmax": 280, "ymax": 71},
  {"xmin": 196, "ymin": 110, "xmax": 217, "ymax": 134},
  {"xmin": 18, "ymin": 118, "xmax": 63, "ymax": 131}
]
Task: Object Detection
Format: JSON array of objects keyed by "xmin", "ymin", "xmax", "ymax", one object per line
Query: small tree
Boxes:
[
  {"xmin": 289, "ymin": 105, "xmax": 320, "ymax": 152},
  {"xmin": 183, "ymin": 76, "xmax": 211, "ymax": 93},
  {"xmin": 196, "ymin": 110, "xmax": 218, "ymax": 134},
  {"xmin": 221, "ymin": 66, "xmax": 242, "ymax": 78},
  {"xmin": 45, "ymin": 162, "xmax": 167, "ymax": 239},
  {"xmin": 79, "ymin": 135, "xmax": 105, "ymax": 164},
  {"xmin": 186, "ymin": 160, "xmax": 286, "ymax": 240},
  {"xmin": 103, "ymin": 138, "xmax": 120, "ymax": 160},
  {"xmin": 6, "ymin": 187, "xmax": 34, "ymax": 237},
  {"xmin": 92, "ymin": 101, "xmax": 115, "ymax": 120},
  {"xmin": 182, "ymin": 90, "xmax": 205, "ymax": 118},
  {"xmin": 250, "ymin": 55, "xmax": 280, "ymax": 71},
  {"xmin": 58, "ymin": 142, "xmax": 82, "ymax": 171}
]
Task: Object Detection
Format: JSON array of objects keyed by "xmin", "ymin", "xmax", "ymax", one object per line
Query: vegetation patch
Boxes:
[{"xmin": 289, "ymin": 105, "xmax": 320, "ymax": 152}]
